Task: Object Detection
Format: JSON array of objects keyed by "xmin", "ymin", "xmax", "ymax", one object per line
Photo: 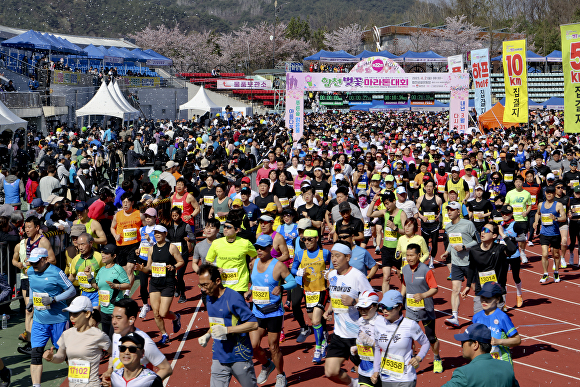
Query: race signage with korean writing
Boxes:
[
  {"xmin": 561, "ymin": 23, "xmax": 580, "ymax": 133},
  {"xmin": 471, "ymin": 48, "xmax": 492, "ymax": 116},
  {"xmin": 502, "ymin": 40, "xmax": 529, "ymax": 123},
  {"xmin": 217, "ymin": 80, "xmax": 272, "ymax": 89}
]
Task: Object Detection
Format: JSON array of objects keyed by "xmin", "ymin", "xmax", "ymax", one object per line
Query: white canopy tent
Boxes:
[
  {"xmin": 107, "ymin": 81, "xmax": 139, "ymax": 119},
  {"xmin": 0, "ymin": 99, "xmax": 27, "ymax": 131},
  {"xmin": 76, "ymin": 81, "xmax": 127, "ymax": 122},
  {"xmin": 179, "ymin": 87, "xmax": 221, "ymax": 117},
  {"xmin": 113, "ymin": 81, "xmax": 139, "ymax": 117}
]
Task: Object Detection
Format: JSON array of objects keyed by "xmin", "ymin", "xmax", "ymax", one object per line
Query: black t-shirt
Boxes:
[
  {"xmin": 297, "ymin": 203, "xmax": 324, "ymax": 222},
  {"xmin": 466, "ymin": 198, "xmax": 494, "ymax": 223},
  {"xmin": 272, "ymin": 183, "xmax": 295, "ymax": 204},
  {"xmin": 311, "ymin": 179, "xmax": 331, "ymax": 201},
  {"xmin": 335, "ymin": 217, "xmax": 364, "ymax": 236},
  {"xmin": 199, "ymin": 187, "xmax": 216, "ymax": 207},
  {"xmin": 326, "ymin": 196, "xmax": 358, "ymax": 214},
  {"xmin": 255, "ymin": 193, "xmax": 276, "ymax": 212}
]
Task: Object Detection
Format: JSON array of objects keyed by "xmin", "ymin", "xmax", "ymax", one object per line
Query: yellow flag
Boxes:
[
  {"xmin": 561, "ymin": 24, "xmax": 580, "ymax": 133},
  {"xmin": 502, "ymin": 40, "xmax": 528, "ymax": 123}
]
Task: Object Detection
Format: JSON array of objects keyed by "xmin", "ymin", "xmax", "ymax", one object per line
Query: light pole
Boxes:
[{"xmin": 272, "ymin": 0, "xmax": 278, "ymax": 69}]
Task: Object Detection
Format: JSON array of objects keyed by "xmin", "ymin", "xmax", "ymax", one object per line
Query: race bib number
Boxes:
[
  {"xmin": 479, "ymin": 270, "xmax": 497, "ymax": 285},
  {"xmin": 173, "ymin": 202, "xmax": 184, "ymax": 211},
  {"xmin": 77, "ymin": 273, "xmax": 93, "ymax": 289},
  {"xmin": 504, "ymin": 174, "xmax": 513, "ymax": 182},
  {"xmin": 512, "ymin": 205, "xmax": 523, "ymax": 215},
  {"xmin": 406, "ymin": 294, "xmax": 425, "ymax": 310},
  {"xmin": 541, "ymin": 215, "xmax": 553, "ymax": 226},
  {"xmin": 68, "ymin": 359, "xmax": 90, "ymax": 384},
  {"xmin": 151, "ymin": 262, "xmax": 166, "ymax": 278},
  {"xmin": 357, "ymin": 344, "xmax": 374, "ymax": 361},
  {"xmin": 217, "ymin": 216, "xmax": 227, "ymax": 224},
  {"xmin": 572, "ymin": 180, "xmax": 580, "ymax": 188},
  {"xmin": 295, "ymin": 189, "xmax": 302, "ymax": 196},
  {"xmin": 357, "ymin": 182, "xmax": 367, "ymax": 190},
  {"xmin": 315, "ymin": 190, "xmax": 323, "ymax": 199},
  {"xmin": 531, "ymin": 195, "xmax": 537, "ymax": 204},
  {"xmin": 573, "ymin": 205, "xmax": 580, "ymax": 216},
  {"xmin": 209, "ymin": 317, "xmax": 227, "ymax": 340},
  {"xmin": 203, "ymin": 196, "xmax": 214, "ymax": 206},
  {"xmin": 221, "ymin": 268, "xmax": 239, "ymax": 285},
  {"xmin": 437, "ymin": 184, "xmax": 445, "ymax": 193},
  {"xmin": 552, "ymin": 170, "xmax": 560, "ymax": 177},
  {"xmin": 305, "ymin": 292, "xmax": 320, "ymax": 308},
  {"xmin": 123, "ymin": 228, "xmax": 137, "ymax": 242},
  {"xmin": 493, "ymin": 216, "xmax": 503, "ymax": 223},
  {"xmin": 473, "ymin": 212, "xmax": 485, "ymax": 222},
  {"xmin": 443, "ymin": 214, "xmax": 451, "ymax": 225},
  {"xmin": 172, "ymin": 242, "xmax": 182, "ymax": 253},
  {"xmin": 490, "ymin": 190, "xmax": 497, "ymax": 199},
  {"xmin": 331, "ymin": 296, "xmax": 348, "ymax": 314},
  {"xmin": 288, "ymin": 246, "xmax": 295, "ymax": 259},
  {"xmin": 364, "ymin": 222, "xmax": 370, "ymax": 231},
  {"xmin": 98, "ymin": 290, "xmax": 111, "ymax": 307},
  {"xmin": 449, "ymin": 233, "xmax": 463, "ymax": 245},
  {"xmin": 139, "ymin": 245, "xmax": 150, "ymax": 257},
  {"xmin": 409, "ymin": 181, "xmax": 416, "ymax": 189},
  {"xmin": 490, "ymin": 348, "xmax": 502, "ymax": 360},
  {"xmin": 279, "ymin": 198, "xmax": 290, "ymax": 208},
  {"xmin": 380, "ymin": 354, "xmax": 405, "ymax": 379},
  {"xmin": 252, "ymin": 286, "xmax": 270, "ymax": 305},
  {"xmin": 384, "ymin": 228, "xmax": 397, "ymax": 242},
  {"xmin": 33, "ymin": 292, "xmax": 49, "ymax": 311},
  {"xmin": 424, "ymin": 212, "xmax": 436, "ymax": 223}
]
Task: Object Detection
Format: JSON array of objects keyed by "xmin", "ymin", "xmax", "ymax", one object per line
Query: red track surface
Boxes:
[{"xmin": 75, "ymin": 237, "xmax": 580, "ymax": 386}]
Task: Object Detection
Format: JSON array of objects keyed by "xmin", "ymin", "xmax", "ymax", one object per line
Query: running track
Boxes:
[{"xmin": 64, "ymin": 237, "xmax": 580, "ymax": 387}]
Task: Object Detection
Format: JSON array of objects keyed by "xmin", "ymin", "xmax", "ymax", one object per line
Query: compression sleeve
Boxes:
[
  {"xmin": 54, "ymin": 284, "xmax": 76, "ymax": 303},
  {"xmin": 281, "ymin": 274, "xmax": 297, "ymax": 290}
]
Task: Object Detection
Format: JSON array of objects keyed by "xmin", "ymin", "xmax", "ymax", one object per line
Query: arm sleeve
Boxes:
[
  {"xmin": 464, "ymin": 223, "xmax": 479, "ymax": 249},
  {"xmin": 281, "ymin": 274, "xmax": 297, "ymax": 290},
  {"xmin": 54, "ymin": 283, "xmax": 76, "ymax": 303},
  {"xmin": 291, "ymin": 253, "xmax": 302, "ymax": 275},
  {"xmin": 411, "ymin": 321, "xmax": 430, "ymax": 360}
]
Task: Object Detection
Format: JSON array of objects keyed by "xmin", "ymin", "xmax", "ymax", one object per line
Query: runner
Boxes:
[
  {"xmin": 444, "ymin": 166, "xmax": 470, "ymax": 204},
  {"xmin": 400, "ymin": 243, "xmax": 442, "ymax": 374},
  {"xmin": 135, "ymin": 225, "xmax": 183, "ymax": 344},
  {"xmin": 334, "ymin": 226, "xmax": 378, "ymax": 279},
  {"xmin": 466, "ymin": 185, "xmax": 493, "ymax": 234},
  {"xmin": 350, "ymin": 291, "xmax": 381, "ymax": 387},
  {"xmin": 568, "ymin": 185, "xmax": 580, "ymax": 267},
  {"xmin": 250, "ymin": 234, "xmax": 296, "ymax": 387},
  {"xmin": 395, "ymin": 218, "xmax": 429, "ymax": 268},
  {"xmin": 497, "ymin": 207, "xmax": 527, "ymax": 308},
  {"xmin": 258, "ymin": 215, "xmax": 290, "ymax": 263},
  {"xmin": 168, "ymin": 206, "xmax": 195, "ymax": 303},
  {"xmin": 73, "ymin": 201, "xmax": 107, "ymax": 246},
  {"xmin": 522, "ymin": 170, "xmax": 542, "ymax": 250},
  {"xmin": 136, "ymin": 208, "xmax": 157, "ymax": 319},
  {"xmin": 109, "ymin": 333, "xmax": 163, "ymax": 387},
  {"xmin": 554, "ymin": 180, "xmax": 570, "ymax": 269},
  {"xmin": 416, "ymin": 180, "xmax": 442, "ymax": 268},
  {"xmin": 504, "ymin": 176, "xmax": 532, "ymax": 263},
  {"xmin": 68, "ymin": 233, "xmax": 104, "ymax": 309}
]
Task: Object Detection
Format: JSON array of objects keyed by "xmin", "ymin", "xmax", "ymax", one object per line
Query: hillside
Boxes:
[{"xmin": 0, "ymin": 0, "xmax": 415, "ymax": 37}]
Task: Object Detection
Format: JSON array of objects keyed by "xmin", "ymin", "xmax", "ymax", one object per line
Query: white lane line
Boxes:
[
  {"xmin": 163, "ymin": 299, "xmax": 203, "ymax": 386},
  {"xmin": 522, "ymin": 327, "xmax": 580, "ymax": 340},
  {"xmin": 522, "ymin": 248, "xmax": 580, "ymax": 286},
  {"xmin": 504, "ymin": 283, "xmax": 580, "ymax": 306},
  {"xmin": 437, "ymin": 338, "xmax": 580, "ymax": 381}
]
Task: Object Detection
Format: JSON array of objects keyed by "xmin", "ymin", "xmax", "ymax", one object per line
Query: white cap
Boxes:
[
  {"xmin": 153, "ymin": 225, "xmax": 167, "ymax": 233},
  {"xmin": 355, "ymin": 290, "xmax": 380, "ymax": 308},
  {"xmin": 547, "ymin": 173, "xmax": 556, "ymax": 180},
  {"xmin": 396, "ymin": 186, "xmax": 406, "ymax": 194},
  {"xmin": 297, "ymin": 164, "xmax": 305, "ymax": 171},
  {"xmin": 451, "ymin": 166, "xmax": 460, "ymax": 172},
  {"xmin": 336, "ymin": 173, "xmax": 345, "ymax": 180},
  {"xmin": 63, "ymin": 296, "xmax": 94, "ymax": 313},
  {"xmin": 381, "ymin": 167, "xmax": 390, "ymax": 173},
  {"xmin": 430, "ymin": 145, "xmax": 437, "ymax": 150}
]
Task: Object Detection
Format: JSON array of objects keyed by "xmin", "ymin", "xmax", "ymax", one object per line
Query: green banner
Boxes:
[{"xmin": 561, "ymin": 24, "xmax": 580, "ymax": 132}]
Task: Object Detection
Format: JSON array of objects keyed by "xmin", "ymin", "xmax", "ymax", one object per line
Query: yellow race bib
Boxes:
[
  {"xmin": 331, "ymin": 296, "xmax": 348, "ymax": 314},
  {"xmin": 151, "ymin": 262, "xmax": 166, "ymax": 277},
  {"xmin": 252, "ymin": 286, "xmax": 270, "ymax": 305},
  {"xmin": 357, "ymin": 344, "xmax": 374, "ymax": 361},
  {"xmin": 449, "ymin": 233, "xmax": 463, "ymax": 245},
  {"xmin": 68, "ymin": 359, "xmax": 90, "ymax": 384},
  {"xmin": 305, "ymin": 292, "xmax": 320, "ymax": 308},
  {"xmin": 479, "ymin": 270, "xmax": 497, "ymax": 285},
  {"xmin": 221, "ymin": 268, "xmax": 239, "ymax": 285},
  {"xmin": 123, "ymin": 228, "xmax": 137, "ymax": 242},
  {"xmin": 380, "ymin": 354, "xmax": 405, "ymax": 379},
  {"xmin": 98, "ymin": 290, "xmax": 111, "ymax": 307},
  {"xmin": 406, "ymin": 294, "xmax": 425, "ymax": 310}
]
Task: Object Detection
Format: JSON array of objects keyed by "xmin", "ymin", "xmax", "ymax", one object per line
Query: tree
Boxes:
[
  {"xmin": 405, "ymin": 28, "xmax": 438, "ymax": 53},
  {"xmin": 431, "ymin": 15, "xmax": 483, "ymax": 56},
  {"xmin": 323, "ymin": 23, "xmax": 364, "ymax": 54},
  {"xmin": 286, "ymin": 16, "xmax": 311, "ymax": 42},
  {"xmin": 311, "ymin": 27, "xmax": 328, "ymax": 51}
]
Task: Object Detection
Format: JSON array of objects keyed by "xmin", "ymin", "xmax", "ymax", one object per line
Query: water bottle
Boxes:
[{"xmin": 2, "ymin": 314, "xmax": 7, "ymax": 330}]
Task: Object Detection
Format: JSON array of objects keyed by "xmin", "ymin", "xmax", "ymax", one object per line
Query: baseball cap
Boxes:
[
  {"xmin": 46, "ymin": 194, "xmax": 64, "ymax": 205},
  {"xmin": 355, "ymin": 291, "xmax": 380, "ymax": 308},
  {"xmin": 334, "ymin": 164, "xmax": 341, "ymax": 170},
  {"xmin": 547, "ymin": 173, "xmax": 556, "ymax": 180},
  {"xmin": 28, "ymin": 247, "xmax": 48, "ymax": 263},
  {"xmin": 166, "ymin": 160, "xmax": 176, "ymax": 169},
  {"xmin": 385, "ymin": 175, "xmax": 394, "ymax": 182},
  {"xmin": 447, "ymin": 201, "xmax": 461, "ymax": 210},
  {"xmin": 451, "ymin": 166, "xmax": 460, "ymax": 172},
  {"xmin": 297, "ymin": 165, "xmax": 305, "ymax": 171},
  {"xmin": 371, "ymin": 174, "xmax": 381, "ymax": 181},
  {"xmin": 153, "ymin": 225, "xmax": 167, "ymax": 233},
  {"xmin": 477, "ymin": 282, "xmax": 504, "ymax": 298},
  {"xmin": 571, "ymin": 160, "xmax": 578, "ymax": 166},
  {"xmin": 336, "ymin": 173, "xmax": 345, "ymax": 180},
  {"xmin": 382, "ymin": 191, "xmax": 396, "ymax": 202},
  {"xmin": 75, "ymin": 202, "xmax": 88, "ymax": 212},
  {"xmin": 265, "ymin": 203, "xmax": 278, "ymax": 212},
  {"xmin": 500, "ymin": 205, "xmax": 513, "ymax": 214},
  {"xmin": 297, "ymin": 218, "xmax": 312, "ymax": 229},
  {"xmin": 241, "ymin": 176, "xmax": 251, "ymax": 183},
  {"xmin": 120, "ymin": 332, "xmax": 146, "ymax": 348},
  {"xmin": 464, "ymin": 164, "xmax": 473, "ymax": 169},
  {"xmin": 396, "ymin": 186, "xmax": 406, "ymax": 194},
  {"xmin": 338, "ymin": 202, "xmax": 351, "ymax": 212},
  {"xmin": 475, "ymin": 185, "xmax": 484, "ymax": 191},
  {"xmin": 259, "ymin": 215, "xmax": 274, "ymax": 222},
  {"xmin": 145, "ymin": 208, "xmax": 157, "ymax": 217},
  {"xmin": 379, "ymin": 290, "xmax": 404, "ymax": 308},
  {"xmin": 101, "ymin": 244, "xmax": 117, "ymax": 254},
  {"xmin": 232, "ymin": 198, "xmax": 243, "ymax": 206},
  {"xmin": 31, "ymin": 198, "xmax": 48, "ymax": 208},
  {"xmin": 454, "ymin": 323, "xmax": 492, "ymax": 344},
  {"xmin": 254, "ymin": 234, "xmax": 273, "ymax": 248},
  {"xmin": 70, "ymin": 224, "xmax": 86, "ymax": 238},
  {"xmin": 574, "ymin": 186, "xmax": 580, "ymax": 193},
  {"xmin": 63, "ymin": 296, "xmax": 94, "ymax": 313},
  {"xmin": 240, "ymin": 187, "xmax": 251, "ymax": 195}
]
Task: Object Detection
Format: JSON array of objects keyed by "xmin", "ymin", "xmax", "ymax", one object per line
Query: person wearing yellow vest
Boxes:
[
  {"xmin": 110, "ymin": 192, "xmax": 146, "ymax": 297},
  {"xmin": 395, "ymin": 218, "xmax": 429, "ymax": 268},
  {"xmin": 73, "ymin": 201, "xmax": 107, "ymax": 246},
  {"xmin": 369, "ymin": 191, "xmax": 407, "ymax": 294},
  {"xmin": 68, "ymin": 233, "xmax": 104, "ymax": 309},
  {"xmin": 444, "ymin": 166, "xmax": 470, "ymax": 204}
]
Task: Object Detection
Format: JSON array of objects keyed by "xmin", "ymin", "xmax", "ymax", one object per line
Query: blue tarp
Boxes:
[
  {"xmin": 396, "ymin": 50, "xmax": 445, "ymax": 62},
  {"xmin": 41, "ymin": 33, "xmax": 70, "ymax": 54},
  {"xmin": 491, "ymin": 50, "xmax": 545, "ymax": 62},
  {"xmin": 355, "ymin": 49, "xmax": 399, "ymax": 60},
  {"xmin": 546, "ymin": 50, "xmax": 562, "ymax": 62},
  {"xmin": 543, "ymin": 97, "xmax": 564, "ymax": 109},
  {"xmin": 83, "ymin": 44, "xmax": 106, "ymax": 59},
  {"xmin": 304, "ymin": 50, "xmax": 358, "ymax": 62},
  {"xmin": 118, "ymin": 47, "xmax": 142, "ymax": 62},
  {"xmin": 1, "ymin": 30, "xmax": 52, "ymax": 51},
  {"xmin": 143, "ymin": 49, "xmax": 173, "ymax": 66}
]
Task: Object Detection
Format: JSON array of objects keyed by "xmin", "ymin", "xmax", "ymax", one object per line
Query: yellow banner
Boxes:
[
  {"xmin": 561, "ymin": 24, "xmax": 580, "ymax": 133},
  {"xmin": 502, "ymin": 40, "xmax": 528, "ymax": 123}
]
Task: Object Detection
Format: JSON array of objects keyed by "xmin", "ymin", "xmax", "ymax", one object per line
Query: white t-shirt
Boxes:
[
  {"xmin": 396, "ymin": 200, "xmax": 418, "ymax": 219},
  {"xmin": 293, "ymin": 195, "xmax": 319, "ymax": 210},
  {"xmin": 327, "ymin": 267, "xmax": 373, "ymax": 339},
  {"xmin": 111, "ymin": 328, "xmax": 166, "ymax": 371}
]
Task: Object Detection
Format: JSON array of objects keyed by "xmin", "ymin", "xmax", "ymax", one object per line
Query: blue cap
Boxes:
[
  {"xmin": 254, "ymin": 234, "xmax": 273, "ymax": 248},
  {"xmin": 247, "ymin": 138, "xmax": 253, "ymax": 143},
  {"xmin": 75, "ymin": 201, "xmax": 88, "ymax": 212},
  {"xmin": 379, "ymin": 290, "xmax": 404, "ymax": 308},
  {"xmin": 454, "ymin": 323, "xmax": 492, "ymax": 344},
  {"xmin": 477, "ymin": 282, "xmax": 503, "ymax": 298},
  {"xmin": 234, "ymin": 141, "xmax": 240, "ymax": 146},
  {"xmin": 31, "ymin": 198, "xmax": 47, "ymax": 208},
  {"xmin": 28, "ymin": 247, "xmax": 48, "ymax": 263}
]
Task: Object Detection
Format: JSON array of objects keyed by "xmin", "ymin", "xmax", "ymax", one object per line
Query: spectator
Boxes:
[{"xmin": 38, "ymin": 165, "xmax": 60, "ymax": 202}]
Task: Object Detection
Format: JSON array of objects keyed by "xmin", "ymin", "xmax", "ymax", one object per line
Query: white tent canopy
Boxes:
[
  {"xmin": 107, "ymin": 81, "xmax": 139, "ymax": 118},
  {"xmin": 76, "ymin": 80, "xmax": 127, "ymax": 120},
  {"xmin": 180, "ymin": 87, "xmax": 221, "ymax": 116},
  {"xmin": 113, "ymin": 81, "xmax": 139, "ymax": 117},
  {"xmin": 0, "ymin": 99, "xmax": 27, "ymax": 131}
]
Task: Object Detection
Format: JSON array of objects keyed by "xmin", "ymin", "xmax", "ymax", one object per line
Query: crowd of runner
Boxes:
[{"xmin": 2, "ymin": 108, "xmax": 571, "ymax": 387}]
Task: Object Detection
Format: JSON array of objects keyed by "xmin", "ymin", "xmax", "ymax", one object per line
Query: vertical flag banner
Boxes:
[
  {"xmin": 449, "ymin": 73, "xmax": 470, "ymax": 133},
  {"xmin": 285, "ymin": 73, "xmax": 304, "ymax": 143},
  {"xmin": 448, "ymin": 55, "xmax": 464, "ymax": 73},
  {"xmin": 502, "ymin": 40, "xmax": 528, "ymax": 123},
  {"xmin": 561, "ymin": 23, "xmax": 580, "ymax": 133},
  {"xmin": 471, "ymin": 48, "xmax": 492, "ymax": 116}
]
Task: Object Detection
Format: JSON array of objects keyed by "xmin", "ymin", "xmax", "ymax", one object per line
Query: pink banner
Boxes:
[
  {"xmin": 449, "ymin": 73, "xmax": 470, "ymax": 133},
  {"xmin": 286, "ymin": 73, "xmax": 305, "ymax": 143}
]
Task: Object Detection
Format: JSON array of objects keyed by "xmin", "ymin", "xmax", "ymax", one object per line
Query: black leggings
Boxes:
[
  {"xmin": 139, "ymin": 270, "xmax": 149, "ymax": 305},
  {"xmin": 290, "ymin": 286, "xmax": 307, "ymax": 329},
  {"xmin": 569, "ymin": 221, "xmax": 580, "ymax": 253},
  {"xmin": 421, "ymin": 227, "xmax": 440, "ymax": 259},
  {"xmin": 509, "ymin": 258, "xmax": 521, "ymax": 284},
  {"xmin": 176, "ymin": 255, "xmax": 189, "ymax": 296},
  {"xmin": 100, "ymin": 310, "xmax": 113, "ymax": 339}
]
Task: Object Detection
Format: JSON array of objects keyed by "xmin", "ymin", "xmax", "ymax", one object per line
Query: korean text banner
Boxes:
[
  {"xmin": 471, "ymin": 48, "xmax": 492, "ymax": 116},
  {"xmin": 448, "ymin": 55, "xmax": 463, "ymax": 73},
  {"xmin": 449, "ymin": 73, "xmax": 470, "ymax": 133},
  {"xmin": 217, "ymin": 80, "xmax": 272, "ymax": 89},
  {"xmin": 502, "ymin": 40, "xmax": 529, "ymax": 123},
  {"xmin": 561, "ymin": 24, "xmax": 580, "ymax": 133}
]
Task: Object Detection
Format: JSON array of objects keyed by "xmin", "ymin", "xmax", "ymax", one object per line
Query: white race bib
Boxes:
[
  {"xmin": 209, "ymin": 317, "xmax": 227, "ymax": 340},
  {"xmin": 98, "ymin": 290, "xmax": 111, "ymax": 307},
  {"xmin": 151, "ymin": 262, "xmax": 166, "ymax": 277},
  {"xmin": 221, "ymin": 268, "xmax": 239, "ymax": 285},
  {"xmin": 479, "ymin": 270, "xmax": 497, "ymax": 285},
  {"xmin": 33, "ymin": 292, "xmax": 50, "ymax": 311},
  {"xmin": 123, "ymin": 228, "xmax": 137, "ymax": 242}
]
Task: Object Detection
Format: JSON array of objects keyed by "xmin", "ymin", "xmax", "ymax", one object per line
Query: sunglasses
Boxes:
[
  {"xmin": 303, "ymin": 237, "xmax": 316, "ymax": 242},
  {"xmin": 556, "ymin": 186, "xmax": 564, "ymax": 189},
  {"xmin": 119, "ymin": 345, "xmax": 142, "ymax": 353},
  {"xmin": 223, "ymin": 224, "xmax": 234, "ymax": 229},
  {"xmin": 379, "ymin": 304, "xmax": 398, "ymax": 312},
  {"xmin": 482, "ymin": 227, "xmax": 494, "ymax": 234},
  {"xmin": 340, "ymin": 210, "xmax": 351, "ymax": 214}
]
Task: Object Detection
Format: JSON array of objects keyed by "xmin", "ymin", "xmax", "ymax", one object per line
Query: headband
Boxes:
[
  {"xmin": 331, "ymin": 243, "xmax": 352, "ymax": 256},
  {"xmin": 303, "ymin": 229, "xmax": 318, "ymax": 237}
]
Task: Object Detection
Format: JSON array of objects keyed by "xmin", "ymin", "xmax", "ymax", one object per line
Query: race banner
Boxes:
[
  {"xmin": 449, "ymin": 73, "xmax": 470, "ymax": 133},
  {"xmin": 448, "ymin": 55, "xmax": 464, "ymax": 73},
  {"xmin": 217, "ymin": 80, "xmax": 272, "ymax": 89},
  {"xmin": 471, "ymin": 48, "xmax": 492, "ymax": 116},
  {"xmin": 561, "ymin": 23, "xmax": 580, "ymax": 133},
  {"xmin": 502, "ymin": 40, "xmax": 529, "ymax": 123}
]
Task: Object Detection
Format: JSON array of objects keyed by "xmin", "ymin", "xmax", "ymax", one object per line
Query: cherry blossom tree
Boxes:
[
  {"xmin": 431, "ymin": 15, "xmax": 484, "ymax": 56},
  {"xmin": 404, "ymin": 28, "xmax": 439, "ymax": 53},
  {"xmin": 323, "ymin": 23, "xmax": 364, "ymax": 54}
]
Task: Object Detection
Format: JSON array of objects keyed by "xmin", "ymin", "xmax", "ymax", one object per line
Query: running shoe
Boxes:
[
  {"xmin": 428, "ymin": 256, "xmax": 434, "ymax": 269},
  {"xmin": 173, "ymin": 313, "xmax": 181, "ymax": 333},
  {"xmin": 17, "ymin": 342, "xmax": 32, "ymax": 355},
  {"xmin": 296, "ymin": 326, "xmax": 312, "ymax": 343},
  {"xmin": 0, "ymin": 367, "xmax": 11, "ymax": 387},
  {"xmin": 560, "ymin": 258, "xmax": 567, "ymax": 269},
  {"xmin": 375, "ymin": 246, "xmax": 380, "ymax": 254},
  {"xmin": 178, "ymin": 294, "xmax": 187, "ymax": 304},
  {"xmin": 539, "ymin": 274, "xmax": 549, "ymax": 283},
  {"xmin": 320, "ymin": 338, "xmax": 328, "ymax": 359},
  {"xmin": 275, "ymin": 373, "xmax": 287, "ymax": 387},
  {"xmin": 279, "ymin": 329, "xmax": 286, "ymax": 343},
  {"xmin": 284, "ymin": 300, "xmax": 291, "ymax": 311},
  {"xmin": 124, "ymin": 290, "xmax": 131, "ymax": 298},
  {"xmin": 139, "ymin": 304, "xmax": 151, "ymax": 319},
  {"xmin": 349, "ymin": 377, "xmax": 359, "ymax": 387},
  {"xmin": 554, "ymin": 272, "xmax": 561, "ymax": 283},
  {"xmin": 312, "ymin": 347, "xmax": 323, "ymax": 364},
  {"xmin": 446, "ymin": 274, "xmax": 452, "ymax": 281},
  {"xmin": 257, "ymin": 360, "xmax": 275, "ymax": 384},
  {"xmin": 18, "ymin": 331, "xmax": 27, "ymax": 342},
  {"xmin": 445, "ymin": 317, "xmax": 459, "ymax": 327},
  {"xmin": 516, "ymin": 295, "xmax": 523, "ymax": 308},
  {"xmin": 528, "ymin": 241, "xmax": 534, "ymax": 246},
  {"xmin": 521, "ymin": 253, "xmax": 528, "ymax": 264},
  {"xmin": 433, "ymin": 359, "xmax": 443, "ymax": 373},
  {"xmin": 158, "ymin": 334, "xmax": 169, "ymax": 344}
]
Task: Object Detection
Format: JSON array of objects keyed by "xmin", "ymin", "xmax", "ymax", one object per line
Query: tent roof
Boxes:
[
  {"xmin": 304, "ymin": 50, "xmax": 358, "ymax": 62},
  {"xmin": 107, "ymin": 81, "xmax": 138, "ymax": 116},
  {"xmin": 76, "ymin": 81, "xmax": 127, "ymax": 119},
  {"xmin": 395, "ymin": 50, "xmax": 445, "ymax": 62},
  {"xmin": 546, "ymin": 50, "xmax": 562, "ymax": 62},
  {"xmin": 83, "ymin": 44, "xmax": 106, "ymax": 59},
  {"xmin": 143, "ymin": 49, "xmax": 173, "ymax": 66},
  {"xmin": 1, "ymin": 29, "xmax": 52, "ymax": 51},
  {"xmin": 179, "ymin": 87, "xmax": 221, "ymax": 112},
  {"xmin": 491, "ymin": 50, "xmax": 545, "ymax": 62},
  {"xmin": 543, "ymin": 97, "xmax": 564, "ymax": 109},
  {"xmin": 478, "ymin": 102, "xmax": 520, "ymax": 130},
  {"xmin": 356, "ymin": 49, "xmax": 399, "ymax": 60},
  {"xmin": 112, "ymin": 81, "xmax": 139, "ymax": 115},
  {"xmin": 0, "ymin": 99, "xmax": 27, "ymax": 131}
]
